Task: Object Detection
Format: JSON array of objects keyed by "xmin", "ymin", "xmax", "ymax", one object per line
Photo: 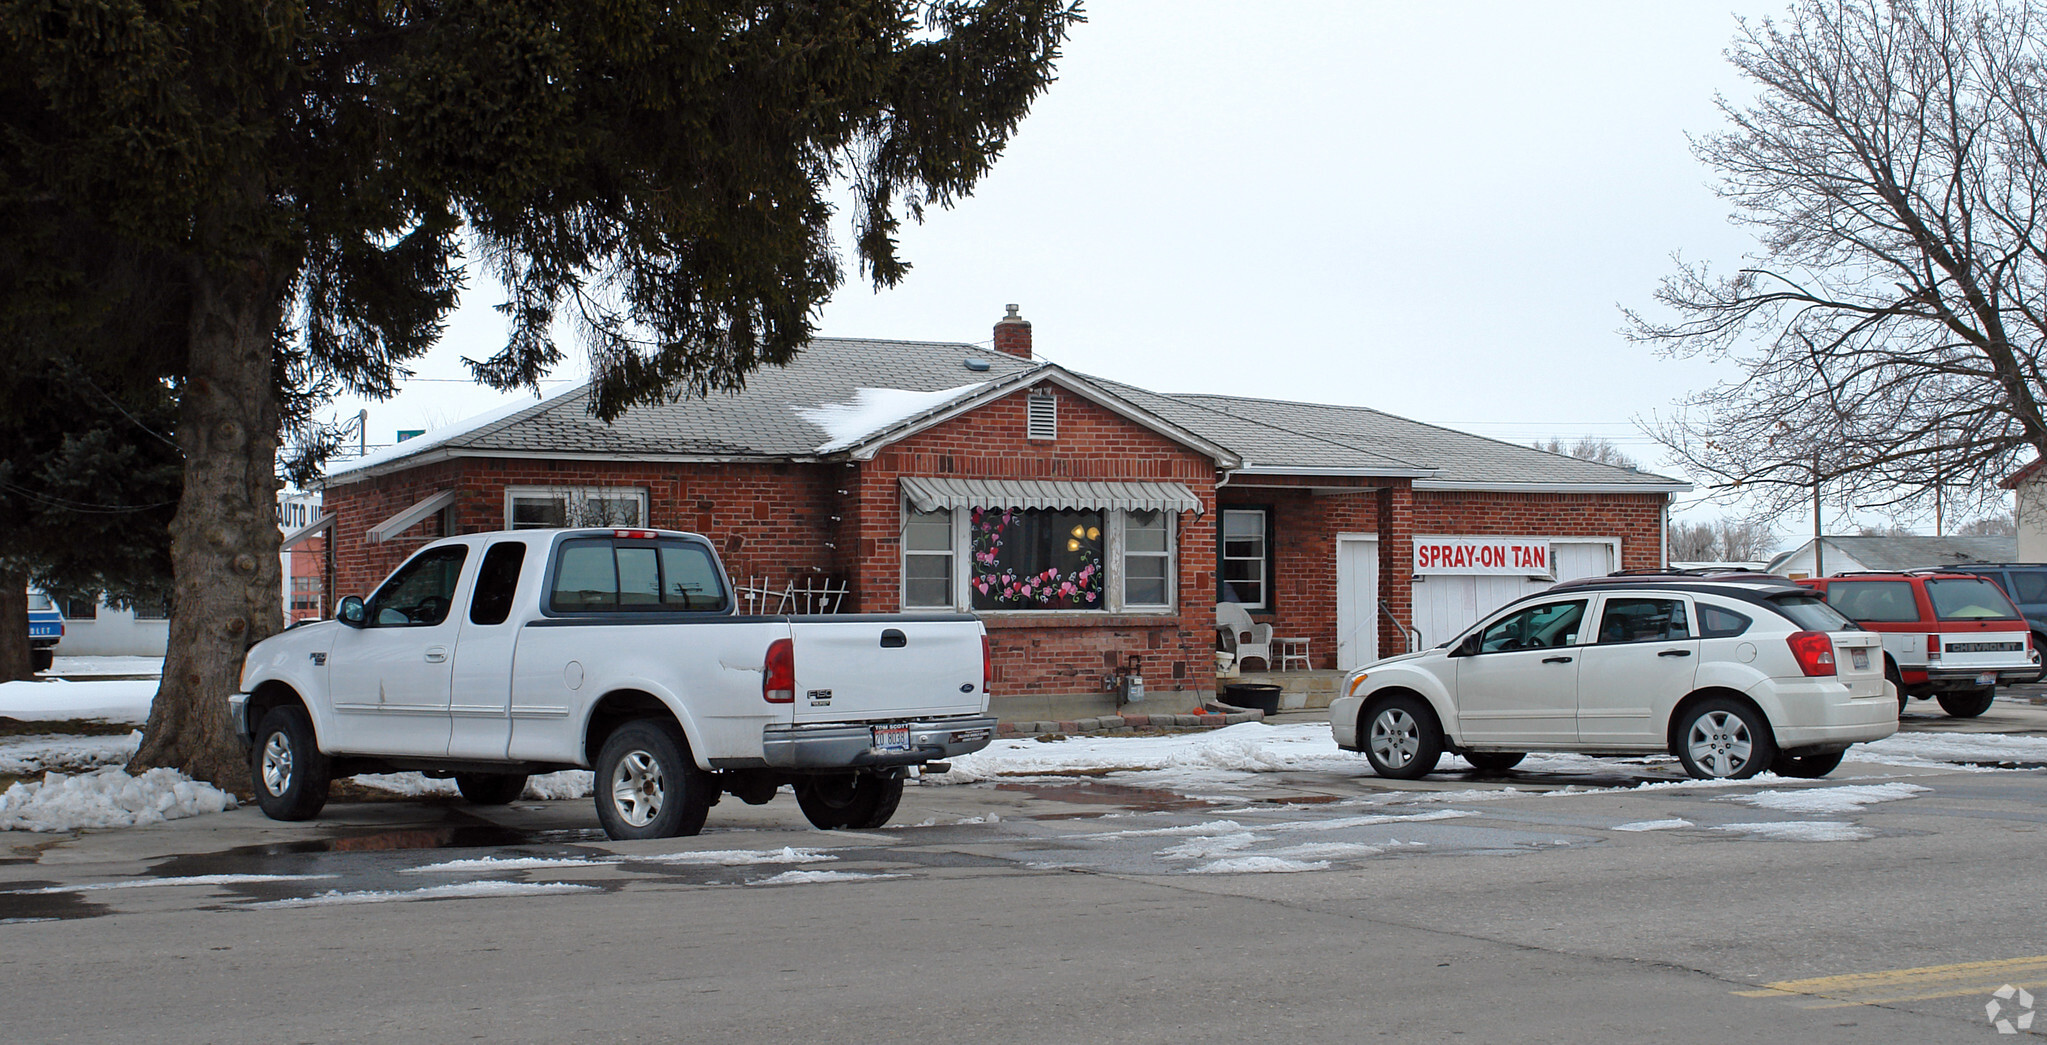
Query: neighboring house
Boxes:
[
  {"xmin": 1765, "ymin": 535, "xmax": 2018, "ymax": 578},
  {"xmin": 52, "ymin": 593, "xmax": 170, "ymax": 657},
  {"xmin": 317, "ymin": 308, "xmax": 1687, "ymax": 720},
  {"xmin": 2003, "ymin": 459, "xmax": 2047, "ymax": 560}
]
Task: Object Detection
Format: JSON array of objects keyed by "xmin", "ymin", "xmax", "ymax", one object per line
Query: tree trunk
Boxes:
[
  {"xmin": 0, "ymin": 569, "xmax": 32, "ymax": 683},
  {"xmin": 128, "ymin": 262, "xmax": 287, "ymax": 790}
]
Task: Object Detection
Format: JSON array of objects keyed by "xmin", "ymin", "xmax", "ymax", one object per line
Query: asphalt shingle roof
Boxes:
[
  {"xmin": 1769, "ymin": 535, "xmax": 2019, "ymax": 573},
  {"xmin": 326, "ymin": 335, "xmax": 1684, "ymax": 491}
]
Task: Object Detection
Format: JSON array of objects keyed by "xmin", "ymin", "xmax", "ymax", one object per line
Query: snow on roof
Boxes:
[
  {"xmin": 333, "ymin": 381, "xmax": 585, "ymax": 475},
  {"xmin": 794, "ymin": 383, "xmax": 987, "ymax": 453}
]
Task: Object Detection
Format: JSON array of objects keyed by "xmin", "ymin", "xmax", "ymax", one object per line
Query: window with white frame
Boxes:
[
  {"xmin": 904, "ymin": 503, "xmax": 1176, "ymax": 612},
  {"xmin": 1220, "ymin": 508, "xmax": 1268, "ymax": 609},
  {"xmin": 506, "ymin": 486, "xmax": 648, "ymax": 530},
  {"xmin": 903, "ymin": 508, "xmax": 956, "ymax": 609}
]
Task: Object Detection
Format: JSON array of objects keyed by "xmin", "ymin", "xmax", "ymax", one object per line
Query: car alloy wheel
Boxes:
[
  {"xmin": 1370, "ymin": 707, "xmax": 1422, "ymax": 769},
  {"xmin": 261, "ymin": 731, "xmax": 294, "ymax": 797},
  {"xmin": 1686, "ymin": 709, "xmax": 1754, "ymax": 777}
]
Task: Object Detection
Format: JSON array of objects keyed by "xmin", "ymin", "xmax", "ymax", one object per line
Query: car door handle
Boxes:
[
  {"xmin": 1542, "ymin": 656, "xmax": 1573, "ymax": 664},
  {"xmin": 424, "ymin": 646, "xmax": 449, "ymax": 663},
  {"xmin": 880, "ymin": 629, "xmax": 907, "ymax": 648},
  {"xmin": 1658, "ymin": 649, "xmax": 1692, "ymax": 658}
]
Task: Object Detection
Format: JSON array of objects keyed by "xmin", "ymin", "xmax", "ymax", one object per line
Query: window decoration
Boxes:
[{"xmin": 971, "ymin": 507, "xmax": 1103, "ymax": 610}]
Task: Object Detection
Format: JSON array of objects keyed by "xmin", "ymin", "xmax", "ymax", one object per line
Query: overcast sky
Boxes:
[{"xmin": 327, "ymin": 1, "xmax": 1987, "ymax": 545}]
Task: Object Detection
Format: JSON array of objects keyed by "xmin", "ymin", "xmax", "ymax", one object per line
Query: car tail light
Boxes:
[
  {"xmin": 1786, "ymin": 631, "xmax": 1838, "ymax": 677},
  {"xmin": 1925, "ymin": 633, "xmax": 1942, "ymax": 661},
  {"xmin": 613, "ymin": 529, "xmax": 658, "ymax": 540},
  {"xmin": 763, "ymin": 638, "xmax": 794, "ymax": 703},
  {"xmin": 981, "ymin": 635, "xmax": 993, "ymax": 693}
]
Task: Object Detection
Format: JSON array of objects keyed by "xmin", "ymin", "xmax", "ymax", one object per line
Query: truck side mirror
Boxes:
[{"xmin": 336, "ymin": 596, "xmax": 367, "ymax": 628}]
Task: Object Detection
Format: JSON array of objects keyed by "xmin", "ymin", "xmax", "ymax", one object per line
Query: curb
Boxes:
[{"xmin": 996, "ymin": 707, "xmax": 1265, "ymax": 737}]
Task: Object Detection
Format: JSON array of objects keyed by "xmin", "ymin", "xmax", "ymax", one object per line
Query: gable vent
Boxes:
[{"xmin": 1026, "ymin": 392, "xmax": 1057, "ymax": 440}]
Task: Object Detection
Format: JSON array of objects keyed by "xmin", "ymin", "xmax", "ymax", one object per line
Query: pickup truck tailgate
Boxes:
[{"xmin": 788, "ymin": 615, "xmax": 986, "ymax": 723}]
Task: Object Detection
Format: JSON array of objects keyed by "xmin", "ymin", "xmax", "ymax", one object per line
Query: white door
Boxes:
[{"xmin": 1336, "ymin": 535, "xmax": 1379, "ymax": 669}]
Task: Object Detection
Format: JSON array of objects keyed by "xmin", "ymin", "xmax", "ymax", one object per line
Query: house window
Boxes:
[
  {"xmin": 131, "ymin": 596, "xmax": 170, "ymax": 620},
  {"xmin": 1124, "ymin": 510, "xmax": 1172, "ymax": 608},
  {"xmin": 506, "ymin": 486, "xmax": 648, "ymax": 529},
  {"xmin": 62, "ymin": 597, "xmax": 97, "ymax": 620},
  {"xmin": 902, "ymin": 508, "xmax": 956, "ymax": 609},
  {"xmin": 905, "ymin": 503, "xmax": 1176, "ymax": 613},
  {"xmin": 1220, "ymin": 508, "xmax": 1269, "ymax": 608}
]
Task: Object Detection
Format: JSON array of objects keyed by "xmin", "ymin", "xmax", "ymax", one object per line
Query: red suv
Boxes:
[{"xmin": 1796, "ymin": 572, "xmax": 2041, "ymax": 717}]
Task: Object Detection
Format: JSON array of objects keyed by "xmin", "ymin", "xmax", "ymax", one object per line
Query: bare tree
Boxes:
[
  {"xmin": 1956, "ymin": 512, "xmax": 2018, "ymax": 535},
  {"xmin": 1666, "ymin": 516, "xmax": 1781, "ymax": 561},
  {"xmin": 1630, "ymin": 0, "xmax": 2047, "ymax": 523},
  {"xmin": 1534, "ymin": 436, "xmax": 1638, "ymax": 470},
  {"xmin": 1667, "ymin": 521, "xmax": 1720, "ymax": 561}
]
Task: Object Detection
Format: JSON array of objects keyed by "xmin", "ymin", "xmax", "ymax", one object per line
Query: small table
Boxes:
[{"xmin": 1274, "ymin": 637, "xmax": 1312, "ymax": 671}]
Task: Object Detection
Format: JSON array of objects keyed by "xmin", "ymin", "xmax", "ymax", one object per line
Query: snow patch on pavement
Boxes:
[
  {"xmin": 1856, "ymin": 732, "xmax": 2047, "ymax": 767},
  {"xmin": 1725, "ymin": 783, "xmax": 1931, "ymax": 815},
  {"xmin": 1189, "ymin": 856, "xmax": 1332, "ymax": 874},
  {"xmin": 750, "ymin": 869, "xmax": 907, "ymax": 885},
  {"xmin": 250, "ymin": 880, "xmax": 598, "ymax": 909},
  {"xmin": 404, "ymin": 856, "xmax": 614, "ymax": 874},
  {"xmin": 639, "ymin": 846, "xmax": 837, "ymax": 867},
  {"xmin": 933, "ymin": 723, "xmax": 1367, "ymax": 788},
  {"xmin": 1612, "ymin": 819, "xmax": 1693, "ymax": 832},
  {"xmin": 350, "ymin": 770, "xmax": 594, "ymax": 800},
  {"xmin": 21, "ymin": 873, "xmax": 332, "ymax": 893},
  {"xmin": 1715, "ymin": 821, "xmax": 1873, "ymax": 842},
  {"xmin": 0, "ymin": 767, "xmax": 237, "ymax": 832},
  {"xmin": 0, "ymin": 731, "xmax": 140, "ymax": 775}
]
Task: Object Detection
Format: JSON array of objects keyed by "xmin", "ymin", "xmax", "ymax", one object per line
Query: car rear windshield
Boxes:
[
  {"xmin": 1924, "ymin": 577, "xmax": 2021, "ymax": 621},
  {"xmin": 1766, "ymin": 593, "xmax": 1856, "ymax": 631}
]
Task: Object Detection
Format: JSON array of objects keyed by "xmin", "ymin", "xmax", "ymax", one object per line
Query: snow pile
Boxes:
[
  {"xmin": 795, "ymin": 384, "xmax": 986, "ymax": 452},
  {"xmin": 0, "ymin": 731, "xmax": 141, "ymax": 775},
  {"xmin": 0, "ymin": 679, "xmax": 158, "ymax": 723},
  {"xmin": 1189, "ymin": 856, "xmax": 1333, "ymax": 874},
  {"xmin": 1857, "ymin": 732, "xmax": 2047, "ymax": 767},
  {"xmin": 1725, "ymin": 782, "xmax": 1930, "ymax": 815},
  {"xmin": 0, "ymin": 766, "xmax": 236, "ymax": 832},
  {"xmin": 405, "ymin": 856, "xmax": 615, "ymax": 874},
  {"xmin": 933, "ymin": 722, "xmax": 1365, "ymax": 786},
  {"xmin": 1714, "ymin": 821, "xmax": 1873, "ymax": 842}
]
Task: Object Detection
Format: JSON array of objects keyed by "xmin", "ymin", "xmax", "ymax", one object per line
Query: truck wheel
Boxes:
[
  {"xmin": 794, "ymin": 772, "xmax": 904, "ymax": 830},
  {"xmin": 30, "ymin": 648, "xmax": 52, "ymax": 673},
  {"xmin": 455, "ymin": 773, "xmax": 529, "ymax": 805},
  {"xmin": 593, "ymin": 721, "xmax": 710, "ymax": 840},
  {"xmin": 1937, "ymin": 687, "xmax": 1996, "ymax": 718},
  {"xmin": 251, "ymin": 705, "xmax": 331, "ymax": 821}
]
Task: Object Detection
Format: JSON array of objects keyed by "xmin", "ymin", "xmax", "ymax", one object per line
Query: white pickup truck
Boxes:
[{"xmin": 231, "ymin": 527, "xmax": 994, "ymax": 839}]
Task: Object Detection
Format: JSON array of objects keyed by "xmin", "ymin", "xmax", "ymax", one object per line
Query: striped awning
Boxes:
[{"xmin": 899, "ymin": 477, "xmax": 1204, "ymax": 514}]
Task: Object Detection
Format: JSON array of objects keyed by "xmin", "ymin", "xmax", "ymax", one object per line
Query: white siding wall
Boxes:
[{"xmin": 1409, "ymin": 539, "xmax": 1618, "ymax": 649}]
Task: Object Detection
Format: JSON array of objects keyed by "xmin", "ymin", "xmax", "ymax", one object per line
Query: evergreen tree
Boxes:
[{"xmin": 0, "ymin": 0, "xmax": 1080, "ymax": 785}]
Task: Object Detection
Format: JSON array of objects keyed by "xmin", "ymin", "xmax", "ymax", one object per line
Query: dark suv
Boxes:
[{"xmin": 1938, "ymin": 564, "xmax": 2047, "ymax": 652}]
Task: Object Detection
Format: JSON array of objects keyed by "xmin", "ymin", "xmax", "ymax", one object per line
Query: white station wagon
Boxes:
[{"xmin": 1331, "ymin": 576, "xmax": 1897, "ymax": 780}]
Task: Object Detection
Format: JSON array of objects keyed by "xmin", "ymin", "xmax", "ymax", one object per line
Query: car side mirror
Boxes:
[
  {"xmin": 336, "ymin": 596, "xmax": 366, "ymax": 628},
  {"xmin": 1451, "ymin": 634, "xmax": 1480, "ymax": 657}
]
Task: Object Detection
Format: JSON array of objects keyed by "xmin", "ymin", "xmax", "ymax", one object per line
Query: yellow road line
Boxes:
[{"xmin": 1736, "ymin": 956, "xmax": 2047, "ymax": 1009}]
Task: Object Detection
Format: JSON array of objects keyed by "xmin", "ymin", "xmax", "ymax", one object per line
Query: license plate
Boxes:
[
  {"xmin": 1851, "ymin": 649, "xmax": 1869, "ymax": 671},
  {"xmin": 1978, "ymin": 672, "xmax": 1998, "ymax": 686},
  {"xmin": 872, "ymin": 725, "xmax": 911, "ymax": 752}
]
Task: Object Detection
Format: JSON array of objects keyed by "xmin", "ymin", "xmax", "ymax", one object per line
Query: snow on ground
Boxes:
[
  {"xmin": 349, "ymin": 770, "xmax": 595, "ymax": 801},
  {"xmin": 0, "ymin": 767, "xmax": 237, "ymax": 832},
  {"xmin": 1612, "ymin": 819, "xmax": 1693, "ymax": 832},
  {"xmin": 1857, "ymin": 731, "xmax": 2047, "ymax": 767},
  {"xmin": 0, "ymin": 731, "xmax": 140, "ymax": 775},
  {"xmin": 48, "ymin": 656, "xmax": 163, "ymax": 677},
  {"xmin": 1189, "ymin": 856, "xmax": 1332, "ymax": 874},
  {"xmin": 1724, "ymin": 782, "xmax": 1931, "ymax": 815},
  {"xmin": 933, "ymin": 722, "xmax": 1367, "ymax": 790},
  {"xmin": 0, "ymin": 679, "xmax": 156, "ymax": 723},
  {"xmin": 21, "ymin": 873, "xmax": 332, "ymax": 894},
  {"xmin": 750, "ymin": 869, "xmax": 907, "ymax": 886}
]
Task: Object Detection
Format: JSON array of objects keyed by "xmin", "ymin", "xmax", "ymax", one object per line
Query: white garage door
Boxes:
[{"xmin": 1410, "ymin": 540, "xmax": 1616, "ymax": 650}]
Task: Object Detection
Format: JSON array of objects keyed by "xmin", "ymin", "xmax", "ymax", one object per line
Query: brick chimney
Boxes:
[{"xmin": 992, "ymin": 303, "xmax": 1032, "ymax": 359}]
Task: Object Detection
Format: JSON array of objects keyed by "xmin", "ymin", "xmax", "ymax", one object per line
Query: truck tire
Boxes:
[
  {"xmin": 30, "ymin": 648, "xmax": 52, "ymax": 673},
  {"xmin": 593, "ymin": 721, "xmax": 710, "ymax": 840},
  {"xmin": 1937, "ymin": 687, "xmax": 1996, "ymax": 718},
  {"xmin": 794, "ymin": 772, "xmax": 904, "ymax": 830},
  {"xmin": 251, "ymin": 705, "xmax": 331, "ymax": 821},
  {"xmin": 455, "ymin": 773, "xmax": 529, "ymax": 805}
]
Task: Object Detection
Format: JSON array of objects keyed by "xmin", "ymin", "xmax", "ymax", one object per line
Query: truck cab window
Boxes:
[
  {"xmin": 367, "ymin": 546, "xmax": 469, "ymax": 626},
  {"xmin": 469, "ymin": 542, "xmax": 527, "ymax": 626}
]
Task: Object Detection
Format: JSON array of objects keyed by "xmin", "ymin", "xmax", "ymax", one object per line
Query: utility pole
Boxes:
[{"xmin": 1812, "ymin": 450, "xmax": 1824, "ymax": 578}]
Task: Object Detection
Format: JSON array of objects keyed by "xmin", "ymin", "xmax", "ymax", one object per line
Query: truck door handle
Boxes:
[
  {"xmin": 1658, "ymin": 649, "xmax": 1692, "ymax": 658},
  {"xmin": 880, "ymin": 629, "xmax": 907, "ymax": 649},
  {"xmin": 424, "ymin": 646, "xmax": 449, "ymax": 663},
  {"xmin": 1542, "ymin": 656, "xmax": 1572, "ymax": 664}
]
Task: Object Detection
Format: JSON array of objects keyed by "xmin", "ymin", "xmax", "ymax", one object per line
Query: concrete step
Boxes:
[{"xmin": 1218, "ymin": 670, "xmax": 1345, "ymax": 710}]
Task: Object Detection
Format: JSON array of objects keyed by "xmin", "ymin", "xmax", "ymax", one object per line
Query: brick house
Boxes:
[{"xmin": 318, "ymin": 308, "xmax": 1686, "ymax": 720}]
